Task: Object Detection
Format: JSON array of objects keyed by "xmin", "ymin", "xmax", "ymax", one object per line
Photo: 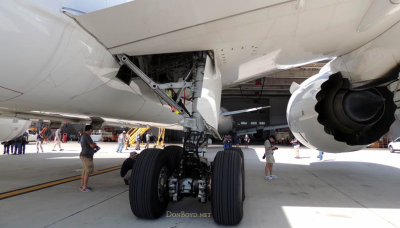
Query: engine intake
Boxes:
[{"xmin": 315, "ymin": 73, "xmax": 395, "ymax": 145}]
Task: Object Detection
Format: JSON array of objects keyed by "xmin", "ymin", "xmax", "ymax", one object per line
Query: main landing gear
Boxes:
[{"xmin": 118, "ymin": 52, "xmax": 245, "ymax": 225}]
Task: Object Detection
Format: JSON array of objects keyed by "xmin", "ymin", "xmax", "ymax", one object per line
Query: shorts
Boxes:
[
  {"xmin": 80, "ymin": 156, "xmax": 94, "ymax": 175},
  {"xmin": 265, "ymin": 154, "xmax": 275, "ymax": 163}
]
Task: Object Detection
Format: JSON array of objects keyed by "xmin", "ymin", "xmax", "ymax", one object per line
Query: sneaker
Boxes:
[
  {"xmin": 60, "ymin": 149, "xmax": 64, "ymax": 151},
  {"xmin": 85, "ymin": 186, "xmax": 92, "ymax": 191},
  {"xmin": 79, "ymin": 186, "xmax": 90, "ymax": 192},
  {"xmin": 264, "ymin": 176, "xmax": 272, "ymax": 181},
  {"xmin": 270, "ymin": 175, "xmax": 278, "ymax": 179}
]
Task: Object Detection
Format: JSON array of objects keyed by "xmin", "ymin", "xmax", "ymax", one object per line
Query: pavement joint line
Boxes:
[
  {"xmin": 0, "ymin": 165, "xmax": 121, "ymax": 200},
  {"xmin": 43, "ymin": 189, "xmax": 129, "ymax": 228}
]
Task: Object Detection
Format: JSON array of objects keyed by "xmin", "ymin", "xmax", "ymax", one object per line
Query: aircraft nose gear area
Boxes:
[{"xmin": 119, "ymin": 52, "xmax": 245, "ymax": 225}]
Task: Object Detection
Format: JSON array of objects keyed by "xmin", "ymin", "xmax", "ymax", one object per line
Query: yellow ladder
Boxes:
[
  {"xmin": 128, "ymin": 127, "xmax": 151, "ymax": 145},
  {"xmin": 155, "ymin": 128, "xmax": 165, "ymax": 148}
]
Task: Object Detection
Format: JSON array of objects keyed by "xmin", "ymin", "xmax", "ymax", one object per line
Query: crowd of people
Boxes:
[
  {"xmin": 2, "ymin": 127, "xmax": 160, "ymax": 155},
  {"xmin": 3, "ymin": 128, "xmax": 325, "ymax": 188},
  {"xmin": 1, "ymin": 132, "xmax": 29, "ymax": 155}
]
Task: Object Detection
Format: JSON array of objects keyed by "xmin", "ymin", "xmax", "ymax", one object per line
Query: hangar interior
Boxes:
[{"xmin": 162, "ymin": 62, "xmax": 324, "ymax": 143}]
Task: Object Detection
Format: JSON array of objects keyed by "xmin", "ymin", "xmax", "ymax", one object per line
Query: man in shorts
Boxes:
[
  {"xmin": 80, "ymin": 125, "xmax": 97, "ymax": 192},
  {"xmin": 264, "ymin": 136, "xmax": 278, "ymax": 181}
]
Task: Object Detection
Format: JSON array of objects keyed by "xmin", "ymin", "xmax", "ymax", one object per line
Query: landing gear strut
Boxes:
[{"xmin": 118, "ymin": 52, "xmax": 244, "ymax": 225}]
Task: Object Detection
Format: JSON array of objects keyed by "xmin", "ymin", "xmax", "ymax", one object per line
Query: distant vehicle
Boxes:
[
  {"xmin": 26, "ymin": 130, "xmax": 37, "ymax": 142},
  {"xmin": 388, "ymin": 137, "xmax": 400, "ymax": 153},
  {"xmin": 90, "ymin": 130, "xmax": 113, "ymax": 142}
]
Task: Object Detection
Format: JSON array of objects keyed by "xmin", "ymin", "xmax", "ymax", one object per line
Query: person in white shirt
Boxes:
[
  {"xmin": 264, "ymin": 136, "xmax": 278, "ymax": 181},
  {"xmin": 52, "ymin": 128, "xmax": 63, "ymax": 151}
]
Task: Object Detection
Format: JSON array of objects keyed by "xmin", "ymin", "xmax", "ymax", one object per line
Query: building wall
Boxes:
[{"xmin": 269, "ymin": 97, "xmax": 289, "ymax": 125}]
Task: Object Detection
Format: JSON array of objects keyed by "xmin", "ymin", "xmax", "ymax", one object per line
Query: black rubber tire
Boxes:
[
  {"xmin": 389, "ymin": 146, "xmax": 394, "ymax": 153},
  {"xmin": 129, "ymin": 148, "xmax": 170, "ymax": 219},
  {"xmin": 224, "ymin": 147, "xmax": 245, "ymax": 201},
  {"xmin": 163, "ymin": 145, "xmax": 183, "ymax": 170},
  {"xmin": 211, "ymin": 150, "xmax": 244, "ymax": 225}
]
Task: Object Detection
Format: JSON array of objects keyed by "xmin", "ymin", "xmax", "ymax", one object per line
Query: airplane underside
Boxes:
[{"xmin": 3, "ymin": 0, "xmax": 400, "ymax": 225}]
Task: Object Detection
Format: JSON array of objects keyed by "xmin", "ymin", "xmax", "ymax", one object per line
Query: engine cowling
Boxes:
[
  {"xmin": 287, "ymin": 72, "xmax": 396, "ymax": 152},
  {"xmin": 0, "ymin": 117, "xmax": 31, "ymax": 142}
]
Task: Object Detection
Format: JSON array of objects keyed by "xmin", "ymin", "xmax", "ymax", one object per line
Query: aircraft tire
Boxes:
[
  {"xmin": 129, "ymin": 148, "xmax": 170, "ymax": 219},
  {"xmin": 163, "ymin": 145, "xmax": 183, "ymax": 170},
  {"xmin": 211, "ymin": 150, "xmax": 244, "ymax": 225},
  {"xmin": 224, "ymin": 147, "xmax": 245, "ymax": 201}
]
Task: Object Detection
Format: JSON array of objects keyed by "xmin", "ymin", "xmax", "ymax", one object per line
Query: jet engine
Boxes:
[
  {"xmin": 0, "ymin": 117, "xmax": 31, "ymax": 142},
  {"xmin": 287, "ymin": 72, "xmax": 396, "ymax": 152}
]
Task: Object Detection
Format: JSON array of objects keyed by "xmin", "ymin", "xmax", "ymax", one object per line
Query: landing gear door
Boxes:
[{"xmin": 197, "ymin": 56, "xmax": 222, "ymax": 132}]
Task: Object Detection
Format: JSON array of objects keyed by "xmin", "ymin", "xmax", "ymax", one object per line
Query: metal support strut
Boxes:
[{"xmin": 116, "ymin": 54, "xmax": 190, "ymax": 116}]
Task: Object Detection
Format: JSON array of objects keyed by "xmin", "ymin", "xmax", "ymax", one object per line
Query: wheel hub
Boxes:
[{"xmin": 158, "ymin": 166, "xmax": 169, "ymax": 202}]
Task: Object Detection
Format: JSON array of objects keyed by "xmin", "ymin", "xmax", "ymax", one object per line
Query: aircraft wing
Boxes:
[
  {"xmin": 236, "ymin": 124, "xmax": 288, "ymax": 136},
  {"xmin": 220, "ymin": 106, "xmax": 271, "ymax": 116},
  {"xmin": 0, "ymin": 109, "xmax": 183, "ymax": 130}
]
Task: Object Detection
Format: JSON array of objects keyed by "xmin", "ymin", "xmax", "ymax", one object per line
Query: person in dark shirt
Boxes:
[{"xmin": 79, "ymin": 125, "xmax": 98, "ymax": 192}]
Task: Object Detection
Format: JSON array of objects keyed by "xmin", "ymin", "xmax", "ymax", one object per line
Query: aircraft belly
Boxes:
[{"xmin": 0, "ymin": 1, "xmax": 182, "ymax": 126}]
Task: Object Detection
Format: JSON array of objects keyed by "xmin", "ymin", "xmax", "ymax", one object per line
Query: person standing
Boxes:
[
  {"xmin": 235, "ymin": 135, "xmax": 240, "ymax": 147},
  {"xmin": 52, "ymin": 128, "xmax": 64, "ymax": 151},
  {"xmin": 116, "ymin": 131, "xmax": 126, "ymax": 153},
  {"xmin": 36, "ymin": 132, "xmax": 44, "ymax": 153},
  {"xmin": 264, "ymin": 136, "xmax": 278, "ymax": 181},
  {"xmin": 290, "ymin": 138, "xmax": 300, "ymax": 158},
  {"xmin": 2, "ymin": 141, "xmax": 10, "ymax": 154},
  {"xmin": 15, "ymin": 136, "xmax": 23, "ymax": 155},
  {"xmin": 79, "ymin": 125, "xmax": 97, "ymax": 192},
  {"xmin": 135, "ymin": 133, "xmax": 141, "ymax": 150},
  {"xmin": 244, "ymin": 134, "xmax": 250, "ymax": 148},
  {"xmin": 145, "ymin": 132, "xmax": 152, "ymax": 149},
  {"xmin": 317, "ymin": 151, "xmax": 324, "ymax": 161},
  {"xmin": 77, "ymin": 130, "xmax": 83, "ymax": 143},
  {"xmin": 124, "ymin": 132, "xmax": 130, "ymax": 150},
  {"xmin": 21, "ymin": 131, "xmax": 28, "ymax": 154}
]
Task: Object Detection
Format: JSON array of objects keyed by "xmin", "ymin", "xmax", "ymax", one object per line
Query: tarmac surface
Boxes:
[{"xmin": 1, "ymin": 142, "xmax": 400, "ymax": 228}]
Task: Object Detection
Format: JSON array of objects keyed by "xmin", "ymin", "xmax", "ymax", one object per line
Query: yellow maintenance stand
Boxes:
[{"xmin": 127, "ymin": 127, "xmax": 165, "ymax": 148}]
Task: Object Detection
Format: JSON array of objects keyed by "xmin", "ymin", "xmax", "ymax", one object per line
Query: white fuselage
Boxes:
[{"xmin": 0, "ymin": 1, "xmax": 181, "ymax": 129}]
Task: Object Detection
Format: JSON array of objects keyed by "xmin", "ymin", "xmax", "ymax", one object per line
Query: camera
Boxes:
[{"xmin": 94, "ymin": 146, "xmax": 101, "ymax": 153}]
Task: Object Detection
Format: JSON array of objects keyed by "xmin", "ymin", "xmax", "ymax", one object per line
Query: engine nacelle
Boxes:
[
  {"xmin": 287, "ymin": 72, "xmax": 396, "ymax": 152},
  {"xmin": 0, "ymin": 117, "xmax": 31, "ymax": 142}
]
